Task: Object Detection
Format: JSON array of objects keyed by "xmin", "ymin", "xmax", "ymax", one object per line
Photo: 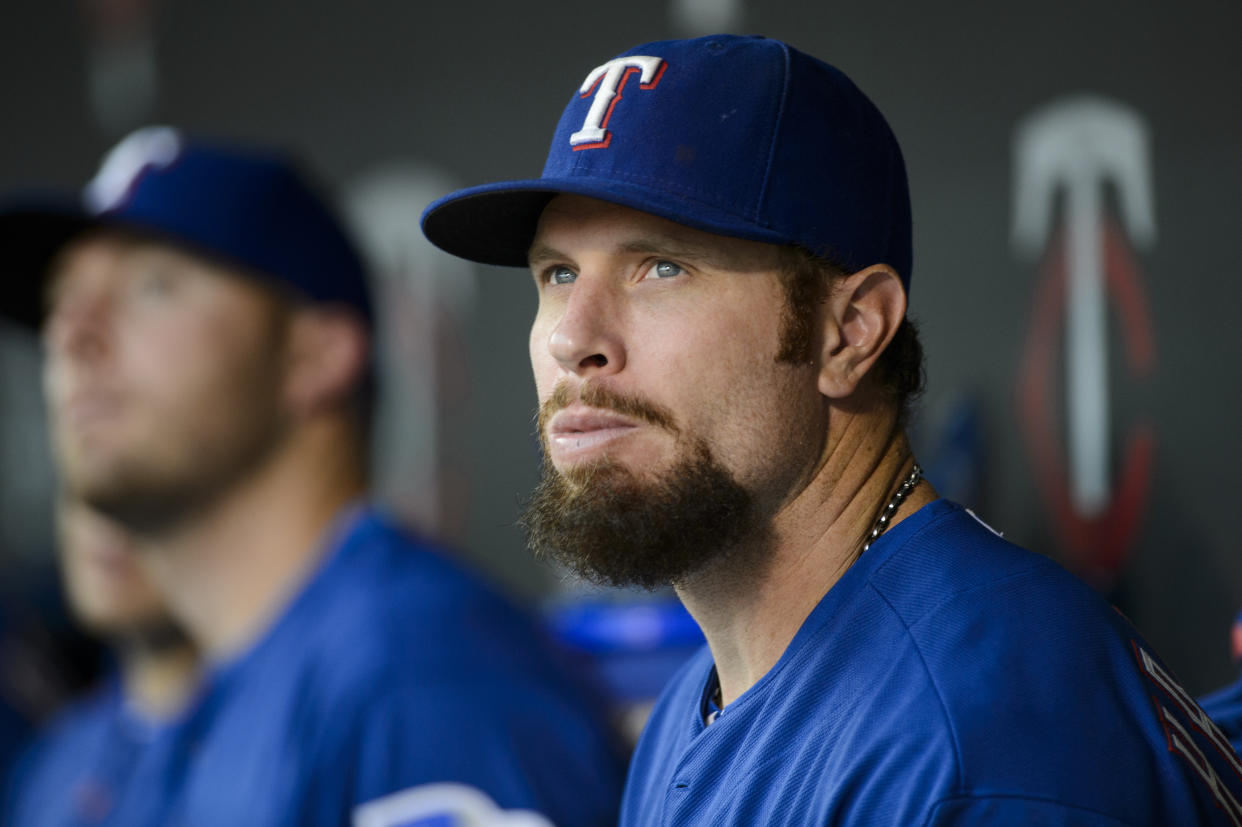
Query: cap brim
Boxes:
[
  {"xmin": 0, "ymin": 202, "xmax": 94, "ymax": 329},
  {"xmin": 421, "ymin": 176, "xmax": 794, "ymax": 269}
]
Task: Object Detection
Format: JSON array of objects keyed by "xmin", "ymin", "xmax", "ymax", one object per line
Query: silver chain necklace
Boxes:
[
  {"xmin": 706, "ymin": 462, "xmax": 925, "ymax": 721},
  {"xmin": 861, "ymin": 463, "xmax": 923, "ymax": 552}
]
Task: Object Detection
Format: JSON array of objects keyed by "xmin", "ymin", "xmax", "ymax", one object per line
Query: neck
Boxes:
[
  {"xmin": 142, "ymin": 421, "xmax": 366, "ymax": 660},
  {"xmin": 116, "ymin": 634, "xmax": 200, "ymax": 720},
  {"xmin": 676, "ymin": 406, "xmax": 937, "ymax": 707}
]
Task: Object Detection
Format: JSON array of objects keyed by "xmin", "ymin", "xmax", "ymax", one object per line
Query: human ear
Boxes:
[
  {"xmin": 816, "ymin": 264, "xmax": 906, "ymax": 400},
  {"xmin": 282, "ymin": 308, "xmax": 370, "ymax": 415}
]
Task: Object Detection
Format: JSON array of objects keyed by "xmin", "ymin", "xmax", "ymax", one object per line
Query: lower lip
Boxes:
[{"xmin": 548, "ymin": 426, "xmax": 638, "ymax": 463}]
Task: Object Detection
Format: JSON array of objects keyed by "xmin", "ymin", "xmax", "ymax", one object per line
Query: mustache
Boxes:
[{"xmin": 537, "ymin": 381, "xmax": 679, "ymax": 438}]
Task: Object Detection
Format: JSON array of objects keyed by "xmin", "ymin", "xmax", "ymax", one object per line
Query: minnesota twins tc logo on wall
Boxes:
[
  {"xmin": 1012, "ymin": 95, "xmax": 1158, "ymax": 585},
  {"xmin": 570, "ymin": 56, "xmax": 666, "ymax": 150}
]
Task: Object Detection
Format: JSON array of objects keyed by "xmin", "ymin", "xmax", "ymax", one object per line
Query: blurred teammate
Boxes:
[
  {"xmin": 423, "ymin": 34, "xmax": 1242, "ymax": 825},
  {"xmin": 0, "ymin": 127, "xmax": 622, "ymax": 826},
  {"xmin": 5, "ymin": 497, "xmax": 198, "ymax": 826}
]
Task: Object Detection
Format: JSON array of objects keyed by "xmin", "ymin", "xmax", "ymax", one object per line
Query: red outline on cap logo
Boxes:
[{"xmin": 570, "ymin": 57, "xmax": 666, "ymax": 151}]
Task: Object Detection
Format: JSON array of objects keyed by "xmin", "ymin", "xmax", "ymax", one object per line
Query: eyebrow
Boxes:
[
  {"xmin": 615, "ymin": 236, "xmax": 735, "ymax": 269},
  {"xmin": 527, "ymin": 233, "xmax": 736, "ymax": 271},
  {"xmin": 527, "ymin": 242, "xmax": 567, "ymax": 269}
]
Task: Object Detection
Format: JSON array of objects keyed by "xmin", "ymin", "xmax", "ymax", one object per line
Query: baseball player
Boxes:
[
  {"xmin": 421, "ymin": 34, "xmax": 1242, "ymax": 825},
  {"xmin": 4, "ymin": 497, "xmax": 200, "ymax": 826},
  {"xmin": 0, "ymin": 128, "xmax": 624, "ymax": 826}
]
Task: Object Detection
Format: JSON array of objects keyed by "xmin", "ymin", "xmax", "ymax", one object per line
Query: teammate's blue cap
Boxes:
[
  {"xmin": 0, "ymin": 126, "xmax": 372, "ymax": 329},
  {"xmin": 420, "ymin": 34, "xmax": 912, "ymax": 290}
]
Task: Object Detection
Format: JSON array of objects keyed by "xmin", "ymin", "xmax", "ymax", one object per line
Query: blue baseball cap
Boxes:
[
  {"xmin": 0, "ymin": 126, "xmax": 372, "ymax": 329},
  {"xmin": 420, "ymin": 34, "xmax": 912, "ymax": 290}
]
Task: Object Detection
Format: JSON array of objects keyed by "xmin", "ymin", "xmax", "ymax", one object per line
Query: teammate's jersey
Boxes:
[
  {"xmin": 3, "ymin": 677, "xmax": 198, "ymax": 827},
  {"xmin": 185, "ymin": 505, "xmax": 624, "ymax": 826},
  {"xmin": 9, "ymin": 506, "xmax": 624, "ymax": 827},
  {"xmin": 622, "ymin": 499, "xmax": 1242, "ymax": 826},
  {"xmin": 0, "ymin": 684, "xmax": 32, "ymax": 809}
]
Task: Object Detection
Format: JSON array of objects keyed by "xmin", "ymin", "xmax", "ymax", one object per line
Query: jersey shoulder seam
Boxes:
[
  {"xmin": 869, "ymin": 507, "xmax": 1055, "ymax": 630},
  {"xmin": 869, "ymin": 583, "xmax": 965, "ymax": 795}
]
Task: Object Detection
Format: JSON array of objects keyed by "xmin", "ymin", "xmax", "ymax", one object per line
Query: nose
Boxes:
[{"xmin": 546, "ymin": 278, "xmax": 626, "ymax": 378}]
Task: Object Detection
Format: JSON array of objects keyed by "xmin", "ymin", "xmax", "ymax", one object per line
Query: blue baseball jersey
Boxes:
[
  {"xmin": 622, "ymin": 500, "xmax": 1242, "ymax": 826},
  {"xmin": 3, "ymin": 676, "xmax": 197, "ymax": 827},
  {"xmin": 0, "ymin": 694, "xmax": 32, "ymax": 806},
  {"xmin": 176, "ymin": 505, "xmax": 623, "ymax": 826},
  {"xmin": 8, "ymin": 506, "xmax": 624, "ymax": 827}
]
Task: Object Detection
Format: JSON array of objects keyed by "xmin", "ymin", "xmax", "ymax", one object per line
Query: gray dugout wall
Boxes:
[{"xmin": 1, "ymin": 0, "xmax": 1240, "ymax": 693}]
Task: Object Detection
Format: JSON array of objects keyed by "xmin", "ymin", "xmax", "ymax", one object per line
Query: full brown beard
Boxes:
[{"xmin": 521, "ymin": 382, "xmax": 758, "ymax": 590}]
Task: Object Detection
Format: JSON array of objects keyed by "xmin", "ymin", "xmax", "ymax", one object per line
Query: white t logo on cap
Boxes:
[
  {"xmin": 84, "ymin": 125, "xmax": 183, "ymax": 213},
  {"xmin": 569, "ymin": 56, "xmax": 665, "ymax": 150}
]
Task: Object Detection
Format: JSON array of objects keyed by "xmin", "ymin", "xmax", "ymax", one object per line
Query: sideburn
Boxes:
[{"xmin": 775, "ymin": 248, "xmax": 834, "ymax": 365}]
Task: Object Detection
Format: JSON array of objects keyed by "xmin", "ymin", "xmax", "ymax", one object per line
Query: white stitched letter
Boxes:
[
  {"xmin": 84, "ymin": 126, "xmax": 183, "ymax": 212},
  {"xmin": 569, "ymin": 56, "xmax": 665, "ymax": 148}
]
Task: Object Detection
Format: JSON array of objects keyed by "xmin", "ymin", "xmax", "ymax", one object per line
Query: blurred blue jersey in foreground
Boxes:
[{"xmin": 7, "ymin": 506, "xmax": 624, "ymax": 826}]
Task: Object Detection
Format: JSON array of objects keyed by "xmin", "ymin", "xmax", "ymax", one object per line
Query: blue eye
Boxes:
[
  {"xmin": 652, "ymin": 260, "xmax": 683, "ymax": 279},
  {"xmin": 548, "ymin": 266, "xmax": 577, "ymax": 285}
]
